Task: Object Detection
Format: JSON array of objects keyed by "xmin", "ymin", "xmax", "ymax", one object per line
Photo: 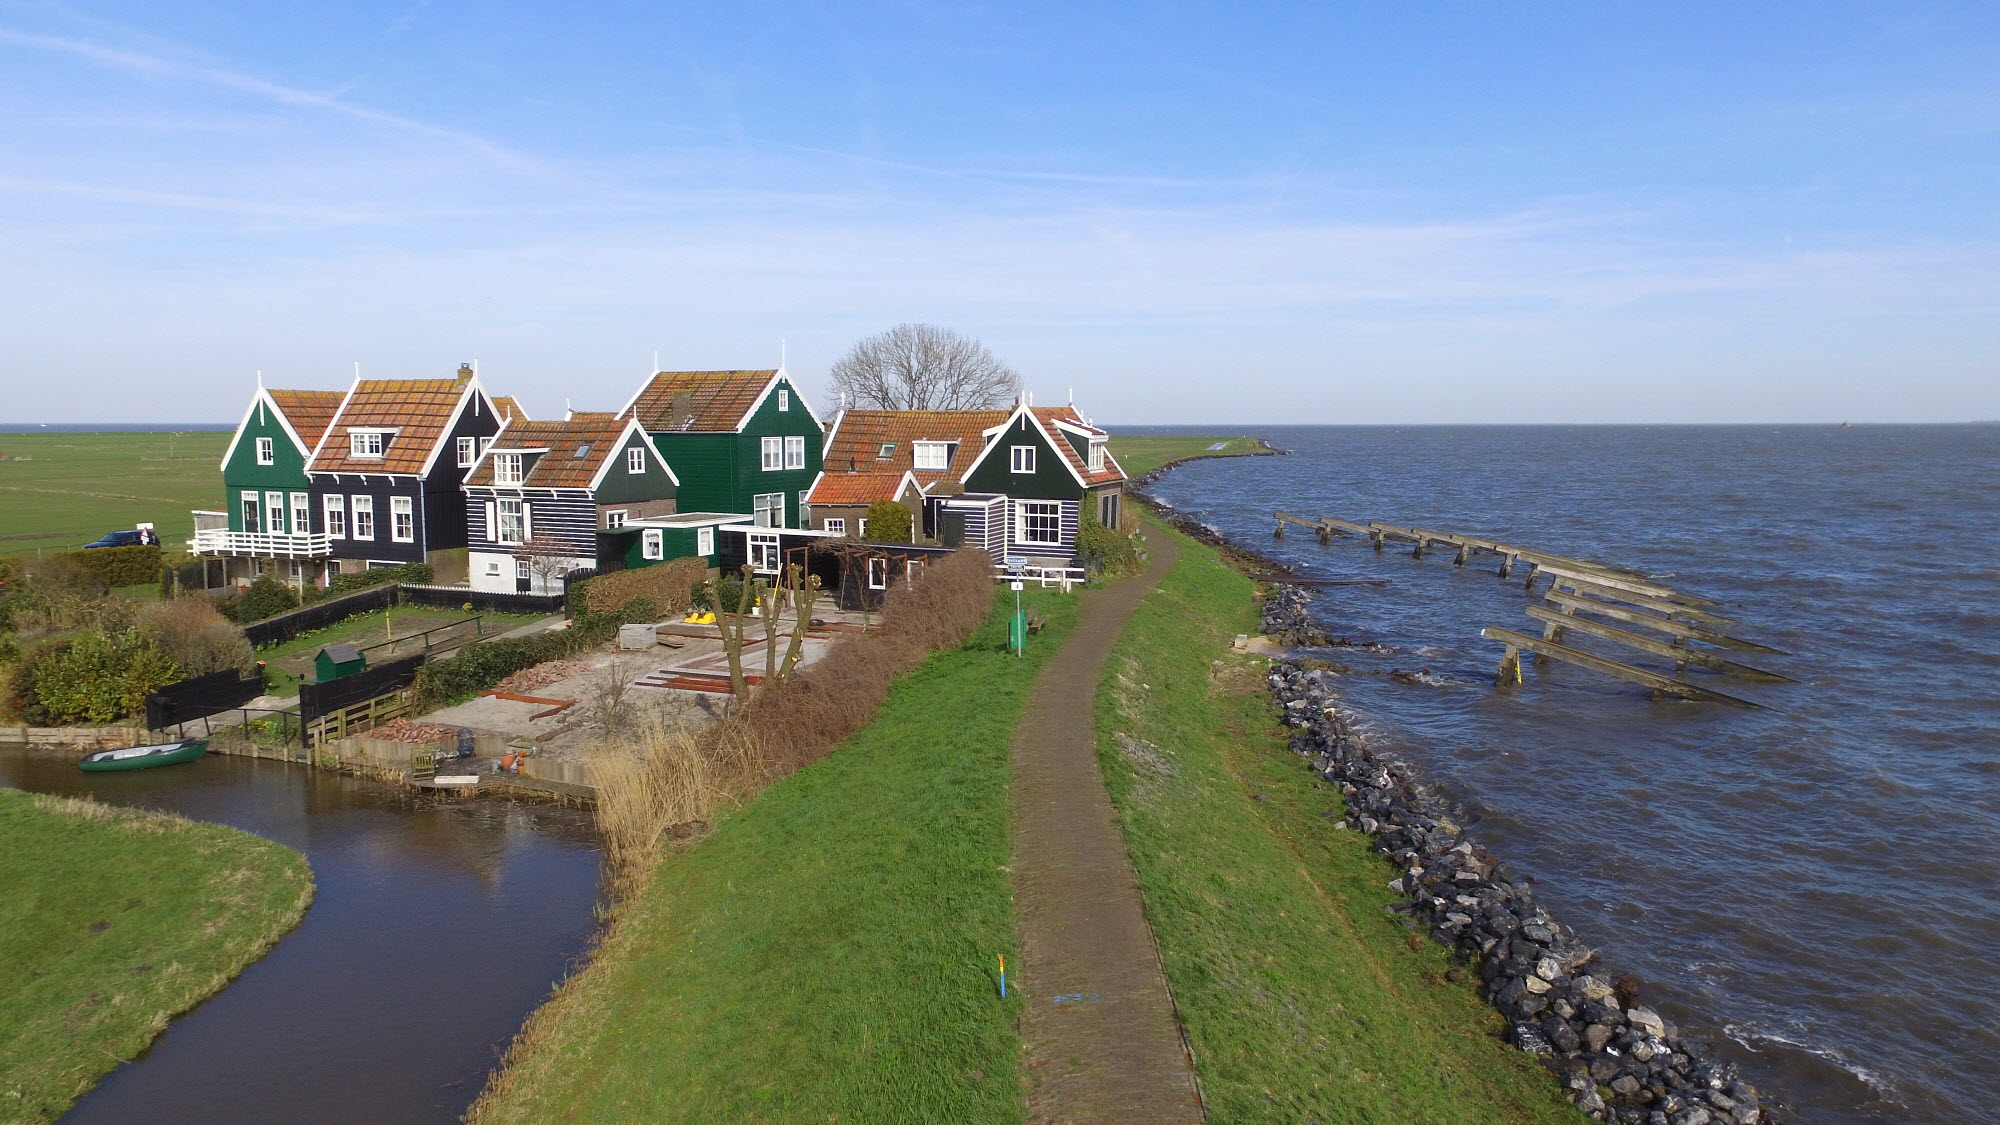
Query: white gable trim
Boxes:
[
  {"xmin": 416, "ymin": 376, "xmax": 497, "ymax": 479},
  {"xmin": 304, "ymin": 375, "xmax": 362, "ymax": 473},
  {"xmin": 586, "ymin": 416, "xmax": 681, "ymax": 491},
  {"xmin": 221, "ymin": 385, "xmax": 318, "ymax": 470},
  {"xmin": 957, "ymin": 404, "xmax": 1088, "ymax": 488},
  {"xmin": 731, "ymin": 369, "xmax": 826, "ymax": 433}
]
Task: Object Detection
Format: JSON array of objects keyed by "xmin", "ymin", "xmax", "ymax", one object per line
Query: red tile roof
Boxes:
[
  {"xmin": 808, "ymin": 470, "xmax": 915, "ymax": 506},
  {"xmin": 464, "ymin": 413, "xmax": 633, "ymax": 489},
  {"xmin": 814, "ymin": 403, "xmax": 1124, "ymax": 500},
  {"xmin": 310, "ymin": 378, "xmax": 482, "ymax": 475},
  {"xmin": 266, "ymin": 389, "xmax": 344, "ymax": 450},
  {"xmin": 622, "ymin": 370, "xmax": 776, "ymax": 433},
  {"xmin": 1032, "ymin": 406, "xmax": 1124, "ymax": 485}
]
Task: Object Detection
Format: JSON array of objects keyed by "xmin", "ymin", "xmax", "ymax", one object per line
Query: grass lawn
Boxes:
[
  {"xmin": 1108, "ymin": 434, "xmax": 1265, "ymax": 477},
  {"xmin": 0, "ymin": 789, "xmax": 313, "ymax": 1124},
  {"xmin": 471, "ymin": 591, "xmax": 1078, "ymax": 1125},
  {"xmin": 256, "ymin": 606, "xmax": 546, "ymax": 696},
  {"xmin": 0, "ymin": 431, "xmax": 229, "ymax": 557},
  {"xmin": 1093, "ymin": 513, "xmax": 1583, "ymax": 1124}
]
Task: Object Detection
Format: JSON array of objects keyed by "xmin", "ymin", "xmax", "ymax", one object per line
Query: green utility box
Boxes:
[{"xmin": 313, "ymin": 642, "xmax": 366, "ymax": 683}]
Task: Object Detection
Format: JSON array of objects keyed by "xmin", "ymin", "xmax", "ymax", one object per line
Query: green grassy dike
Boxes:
[
  {"xmin": 0, "ymin": 789, "xmax": 313, "ymax": 1124},
  {"xmin": 1095, "ymin": 513, "xmax": 1583, "ymax": 1124},
  {"xmin": 470, "ymin": 593, "xmax": 1077, "ymax": 1125}
]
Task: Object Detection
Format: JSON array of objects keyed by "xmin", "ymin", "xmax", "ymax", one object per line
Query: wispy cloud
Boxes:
[{"xmin": 0, "ymin": 25, "xmax": 533, "ymax": 170}]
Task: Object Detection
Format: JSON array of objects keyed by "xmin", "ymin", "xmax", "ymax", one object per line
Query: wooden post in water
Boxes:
[
  {"xmin": 1523, "ymin": 562, "xmax": 1541, "ymax": 592},
  {"xmin": 1497, "ymin": 643, "xmax": 1523, "ymax": 686},
  {"xmin": 1498, "ymin": 552, "xmax": 1516, "ymax": 579},
  {"xmin": 1454, "ymin": 542, "xmax": 1471, "ymax": 566}
]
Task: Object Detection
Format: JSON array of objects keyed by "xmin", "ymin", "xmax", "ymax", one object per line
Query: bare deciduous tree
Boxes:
[
  {"xmin": 828, "ymin": 323, "xmax": 1021, "ymax": 410},
  {"xmin": 513, "ymin": 535, "xmax": 579, "ymax": 594}
]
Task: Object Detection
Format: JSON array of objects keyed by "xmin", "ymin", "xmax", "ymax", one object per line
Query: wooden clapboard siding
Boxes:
[{"xmin": 463, "ymin": 490, "xmax": 597, "ymax": 556}]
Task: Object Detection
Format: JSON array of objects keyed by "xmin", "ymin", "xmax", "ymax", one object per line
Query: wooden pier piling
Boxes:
[{"xmin": 1482, "ymin": 627, "xmax": 1762, "ymax": 707}]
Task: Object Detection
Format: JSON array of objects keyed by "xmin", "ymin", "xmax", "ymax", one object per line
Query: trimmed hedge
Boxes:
[
  {"xmin": 67, "ymin": 544, "xmax": 162, "ymax": 588},
  {"xmin": 864, "ymin": 500, "xmax": 913, "ymax": 543},
  {"xmin": 582, "ymin": 557, "xmax": 705, "ymax": 616}
]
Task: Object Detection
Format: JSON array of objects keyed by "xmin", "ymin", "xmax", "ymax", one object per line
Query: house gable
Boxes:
[{"xmin": 960, "ymin": 407, "xmax": 1086, "ymax": 499}]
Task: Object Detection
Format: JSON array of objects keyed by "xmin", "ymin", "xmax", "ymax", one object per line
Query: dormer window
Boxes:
[
  {"xmin": 877, "ymin": 442, "xmax": 896, "ymax": 459},
  {"xmin": 1088, "ymin": 439, "xmax": 1106, "ymax": 472},
  {"xmin": 494, "ymin": 453, "xmax": 524, "ymax": 485},
  {"xmin": 349, "ymin": 430, "xmax": 387, "ymax": 458},
  {"xmin": 913, "ymin": 441, "xmax": 952, "ymax": 471}
]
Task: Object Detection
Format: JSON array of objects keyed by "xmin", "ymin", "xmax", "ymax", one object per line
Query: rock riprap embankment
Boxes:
[{"xmin": 1267, "ymin": 657, "xmax": 1768, "ymax": 1125}]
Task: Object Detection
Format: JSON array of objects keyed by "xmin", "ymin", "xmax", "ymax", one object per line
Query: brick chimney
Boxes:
[{"xmin": 456, "ymin": 362, "xmax": 474, "ymax": 383}]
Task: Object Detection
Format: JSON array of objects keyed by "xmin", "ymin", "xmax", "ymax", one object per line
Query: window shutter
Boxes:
[
  {"xmin": 485, "ymin": 501, "xmax": 496, "ymax": 540},
  {"xmin": 521, "ymin": 502, "xmax": 533, "ymax": 540}
]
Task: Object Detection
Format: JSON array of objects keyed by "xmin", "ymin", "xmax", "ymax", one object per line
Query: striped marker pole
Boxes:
[{"xmin": 999, "ymin": 955, "xmax": 1007, "ymax": 999}]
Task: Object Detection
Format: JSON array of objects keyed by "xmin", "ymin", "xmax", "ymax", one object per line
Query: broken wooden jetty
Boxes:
[{"xmin": 1271, "ymin": 510, "xmax": 1794, "ymax": 705}]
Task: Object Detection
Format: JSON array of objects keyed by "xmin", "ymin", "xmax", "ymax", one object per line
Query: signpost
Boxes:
[{"xmin": 1009, "ymin": 579, "xmax": 1026, "ymax": 656}]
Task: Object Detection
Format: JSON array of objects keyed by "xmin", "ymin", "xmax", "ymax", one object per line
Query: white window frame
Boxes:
[
  {"xmin": 605, "ymin": 509, "xmax": 628, "ymax": 529},
  {"xmin": 642, "ymin": 527, "xmax": 663, "ymax": 560},
  {"xmin": 697, "ymin": 526, "xmax": 715, "ymax": 556},
  {"xmin": 255, "ymin": 436, "xmax": 274, "ymax": 465},
  {"xmin": 457, "ymin": 436, "xmax": 477, "ymax": 467},
  {"xmin": 486, "ymin": 560, "xmax": 502, "ymax": 576},
  {"xmin": 784, "ymin": 435, "xmax": 806, "ymax": 470},
  {"xmin": 1088, "ymin": 440, "xmax": 1106, "ymax": 472},
  {"xmin": 748, "ymin": 531, "xmax": 780, "ymax": 574},
  {"xmin": 777, "ymin": 389, "xmax": 789, "ymax": 412},
  {"xmin": 753, "ymin": 491, "xmax": 784, "ymax": 528},
  {"xmin": 857, "ymin": 518, "xmax": 868, "ymax": 539},
  {"xmin": 761, "ymin": 436, "xmax": 783, "ymax": 472},
  {"xmin": 265, "ymin": 491, "xmax": 286, "ymax": 534},
  {"xmin": 1010, "ymin": 445, "xmax": 1036, "ymax": 474},
  {"xmin": 350, "ymin": 495, "xmax": 375, "ymax": 540},
  {"xmin": 494, "ymin": 453, "xmax": 524, "ymax": 486},
  {"xmin": 290, "ymin": 493, "xmax": 310, "ymax": 536},
  {"xmin": 323, "ymin": 494, "xmax": 346, "ymax": 538},
  {"xmin": 877, "ymin": 442, "xmax": 895, "ymax": 459},
  {"xmin": 867, "ymin": 556, "xmax": 887, "ymax": 590},
  {"xmin": 349, "ymin": 431, "xmax": 385, "ymax": 459},
  {"xmin": 913, "ymin": 441, "xmax": 949, "ymax": 470},
  {"xmin": 824, "ymin": 517, "xmax": 847, "ymax": 536},
  {"xmin": 1016, "ymin": 500, "xmax": 1061, "ymax": 546},
  {"xmin": 240, "ymin": 490, "xmax": 260, "ymax": 533},
  {"xmin": 390, "ymin": 496, "xmax": 415, "ymax": 543},
  {"xmin": 496, "ymin": 497, "xmax": 525, "ymax": 545},
  {"xmin": 626, "ymin": 447, "xmax": 645, "ymax": 474}
]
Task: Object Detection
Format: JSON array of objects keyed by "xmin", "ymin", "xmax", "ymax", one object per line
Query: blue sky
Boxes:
[{"xmin": 2, "ymin": 2, "xmax": 1996, "ymax": 423}]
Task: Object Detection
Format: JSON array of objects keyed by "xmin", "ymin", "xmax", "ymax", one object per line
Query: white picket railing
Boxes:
[{"xmin": 192, "ymin": 528, "xmax": 334, "ymax": 557}]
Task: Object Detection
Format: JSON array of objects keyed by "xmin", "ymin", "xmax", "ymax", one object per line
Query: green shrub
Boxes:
[
  {"xmin": 581, "ymin": 557, "xmax": 704, "ymax": 616},
  {"xmin": 159, "ymin": 559, "xmax": 209, "ymax": 598},
  {"xmin": 66, "ymin": 544, "xmax": 162, "ymax": 588},
  {"xmin": 1076, "ymin": 512, "xmax": 1141, "ymax": 578},
  {"xmin": 302, "ymin": 561, "xmax": 432, "ymax": 605},
  {"xmin": 863, "ymin": 500, "xmax": 913, "ymax": 543},
  {"xmin": 230, "ymin": 572, "xmax": 300, "ymax": 623},
  {"xmin": 19, "ymin": 630, "xmax": 180, "ymax": 724}
]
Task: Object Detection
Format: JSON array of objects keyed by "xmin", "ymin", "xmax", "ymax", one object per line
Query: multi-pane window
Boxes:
[
  {"xmin": 350, "ymin": 495, "xmax": 375, "ymax": 539},
  {"xmin": 457, "ymin": 436, "xmax": 477, "ymax": 467},
  {"xmin": 627, "ymin": 447, "xmax": 645, "ymax": 474},
  {"xmin": 605, "ymin": 510, "xmax": 628, "ymax": 529},
  {"xmin": 496, "ymin": 498, "xmax": 525, "ymax": 545},
  {"xmin": 1010, "ymin": 445, "xmax": 1036, "ymax": 473},
  {"xmin": 824, "ymin": 518, "xmax": 847, "ymax": 536},
  {"xmin": 777, "ymin": 389, "xmax": 789, "ymax": 412},
  {"xmin": 290, "ymin": 494, "xmax": 310, "ymax": 536},
  {"xmin": 256, "ymin": 437, "xmax": 274, "ymax": 465},
  {"xmin": 1016, "ymin": 500, "xmax": 1061, "ymax": 546},
  {"xmin": 753, "ymin": 492, "xmax": 784, "ymax": 528},
  {"xmin": 867, "ymin": 557, "xmax": 887, "ymax": 590},
  {"xmin": 391, "ymin": 497, "xmax": 414, "ymax": 542},
  {"xmin": 697, "ymin": 526, "xmax": 715, "ymax": 556},
  {"xmin": 642, "ymin": 528, "xmax": 663, "ymax": 560},
  {"xmin": 350, "ymin": 431, "xmax": 385, "ymax": 458},
  {"xmin": 784, "ymin": 435, "xmax": 805, "ymax": 470},
  {"xmin": 913, "ymin": 442, "xmax": 949, "ymax": 470},
  {"xmin": 240, "ymin": 491, "xmax": 260, "ymax": 533},
  {"xmin": 323, "ymin": 494, "xmax": 346, "ymax": 537},
  {"xmin": 761, "ymin": 436, "xmax": 783, "ymax": 471},
  {"xmin": 494, "ymin": 453, "xmax": 524, "ymax": 485},
  {"xmin": 857, "ymin": 518, "xmax": 868, "ymax": 538},
  {"xmin": 749, "ymin": 532, "xmax": 780, "ymax": 574},
  {"xmin": 266, "ymin": 492, "xmax": 286, "ymax": 534},
  {"xmin": 1088, "ymin": 440, "xmax": 1106, "ymax": 472}
]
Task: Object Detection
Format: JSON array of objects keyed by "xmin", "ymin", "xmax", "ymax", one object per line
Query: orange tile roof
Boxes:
[
  {"xmin": 267, "ymin": 389, "xmax": 344, "ymax": 450},
  {"xmin": 1031, "ymin": 406, "xmax": 1124, "ymax": 485},
  {"xmin": 808, "ymin": 470, "xmax": 915, "ymax": 506},
  {"xmin": 311, "ymin": 378, "xmax": 480, "ymax": 475},
  {"xmin": 490, "ymin": 396, "xmax": 529, "ymax": 423},
  {"xmin": 623, "ymin": 370, "xmax": 776, "ymax": 433},
  {"xmin": 465, "ymin": 413, "xmax": 634, "ymax": 489},
  {"xmin": 821, "ymin": 409, "xmax": 1010, "ymax": 480}
]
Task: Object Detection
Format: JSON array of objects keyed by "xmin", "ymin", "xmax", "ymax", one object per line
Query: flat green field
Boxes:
[
  {"xmin": 0, "ymin": 788, "xmax": 313, "ymax": 1124},
  {"xmin": 1108, "ymin": 434, "xmax": 1264, "ymax": 476},
  {"xmin": 0, "ymin": 431, "xmax": 229, "ymax": 557}
]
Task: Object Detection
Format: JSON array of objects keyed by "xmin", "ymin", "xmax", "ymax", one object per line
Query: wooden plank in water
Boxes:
[
  {"xmin": 1481, "ymin": 627, "xmax": 1762, "ymax": 707},
  {"xmin": 1543, "ymin": 592, "xmax": 1792, "ymax": 655},
  {"xmin": 1318, "ymin": 516, "xmax": 1378, "ymax": 538},
  {"xmin": 1524, "ymin": 605, "xmax": 1797, "ymax": 682},
  {"xmin": 1533, "ymin": 562, "xmax": 1723, "ymax": 612},
  {"xmin": 1541, "ymin": 570, "xmax": 1734, "ymax": 625}
]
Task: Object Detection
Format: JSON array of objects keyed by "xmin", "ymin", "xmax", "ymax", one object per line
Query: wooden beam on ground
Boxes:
[
  {"xmin": 1540, "ymin": 568, "xmax": 1733, "ymax": 624},
  {"xmin": 1543, "ymin": 592, "xmax": 1792, "ymax": 655},
  {"xmin": 1524, "ymin": 605, "xmax": 1797, "ymax": 682},
  {"xmin": 1481, "ymin": 627, "xmax": 1762, "ymax": 707}
]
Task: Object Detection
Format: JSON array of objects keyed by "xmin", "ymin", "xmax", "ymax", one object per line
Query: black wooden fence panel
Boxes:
[
  {"xmin": 145, "ymin": 669, "xmax": 267, "ymax": 730},
  {"xmin": 241, "ymin": 585, "xmax": 400, "ymax": 648},
  {"xmin": 298, "ymin": 653, "xmax": 426, "ymax": 732},
  {"xmin": 399, "ymin": 585, "xmax": 566, "ymax": 616}
]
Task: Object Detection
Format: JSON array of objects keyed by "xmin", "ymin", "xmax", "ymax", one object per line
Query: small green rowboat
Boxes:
[{"xmin": 78, "ymin": 739, "xmax": 208, "ymax": 772}]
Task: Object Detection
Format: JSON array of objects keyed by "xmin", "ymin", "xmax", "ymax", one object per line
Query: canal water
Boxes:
[
  {"xmin": 0, "ymin": 750, "xmax": 601, "ymax": 1124},
  {"xmin": 1130, "ymin": 423, "xmax": 2000, "ymax": 1125}
]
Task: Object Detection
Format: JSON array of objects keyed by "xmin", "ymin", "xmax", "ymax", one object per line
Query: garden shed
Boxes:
[{"xmin": 313, "ymin": 643, "xmax": 366, "ymax": 683}]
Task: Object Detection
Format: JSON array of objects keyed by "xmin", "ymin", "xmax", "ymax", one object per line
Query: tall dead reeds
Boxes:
[{"xmin": 588, "ymin": 548, "xmax": 996, "ymax": 895}]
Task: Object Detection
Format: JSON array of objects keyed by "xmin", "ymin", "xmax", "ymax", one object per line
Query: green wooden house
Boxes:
[
  {"xmin": 619, "ymin": 369, "xmax": 824, "ymax": 529},
  {"xmin": 196, "ymin": 380, "xmax": 346, "ymax": 588}
]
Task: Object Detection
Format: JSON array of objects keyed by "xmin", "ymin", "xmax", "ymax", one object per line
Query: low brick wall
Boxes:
[{"xmin": 0, "ymin": 726, "xmax": 146, "ymax": 749}]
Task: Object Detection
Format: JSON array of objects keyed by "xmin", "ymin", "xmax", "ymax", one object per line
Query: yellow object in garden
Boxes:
[{"xmin": 683, "ymin": 611, "xmax": 717, "ymax": 625}]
